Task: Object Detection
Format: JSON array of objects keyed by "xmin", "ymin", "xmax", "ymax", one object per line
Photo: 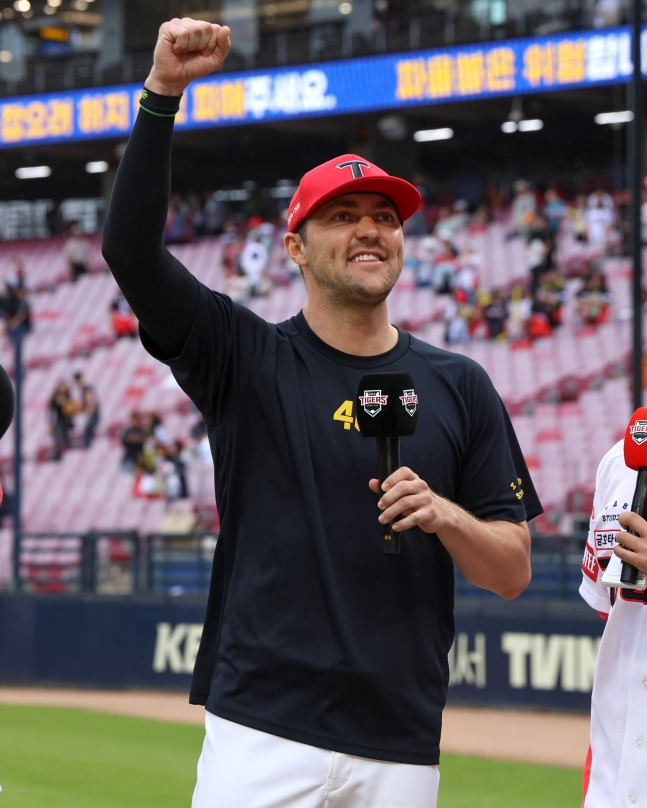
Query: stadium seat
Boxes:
[{"xmin": 0, "ymin": 218, "xmax": 639, "ymax": 568}]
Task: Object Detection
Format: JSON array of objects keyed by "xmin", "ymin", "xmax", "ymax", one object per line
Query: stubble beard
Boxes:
[{"xmin": 312, "ymin": 256, "xmax": 401, "ymax": 310}]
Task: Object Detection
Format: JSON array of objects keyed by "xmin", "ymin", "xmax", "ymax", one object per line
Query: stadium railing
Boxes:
[{"xmin": 4, "ymin": 528, "xmax": 586, "ymax": 601}]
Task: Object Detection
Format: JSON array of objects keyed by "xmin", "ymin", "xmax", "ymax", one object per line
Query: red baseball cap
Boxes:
[{"xmin": 286, "ymin": 154, "xmax": 422, "ymax": 233}]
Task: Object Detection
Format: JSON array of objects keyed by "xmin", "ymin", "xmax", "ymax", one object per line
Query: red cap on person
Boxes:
[{"xmin": 286, "ymin": 154, "xmax": 422, "ymax": 233}]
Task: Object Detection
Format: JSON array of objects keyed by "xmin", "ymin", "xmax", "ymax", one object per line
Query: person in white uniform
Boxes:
[{"xmin": 580, "ymin": 439, "xmax": 647, "ymax": 807}]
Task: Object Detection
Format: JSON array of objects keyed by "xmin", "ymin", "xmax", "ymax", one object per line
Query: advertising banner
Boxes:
[
  {"xmin": 0, "ymin": 595, "xmax": 603, "ymax": 711},
  {"xmin": 0, "ymin": 26, "xmax": 643, "ymax": 149}
]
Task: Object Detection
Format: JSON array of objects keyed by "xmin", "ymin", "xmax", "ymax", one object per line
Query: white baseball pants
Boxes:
[{"xmin": 192, "ymin": 713, "xmax": 440, "ymax": 808}]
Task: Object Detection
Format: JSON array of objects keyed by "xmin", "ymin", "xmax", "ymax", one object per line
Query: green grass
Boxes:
[
  {"xmin": 0, "ymin": 704, "xmax": 203, "ymax": 808},
  {"xmin": 439, "ymin": 753, "xmax": 582, "ymax": 808},
  {"xmin": 0, "ymin": 704, "xmax": 583, "ymax": 808}
]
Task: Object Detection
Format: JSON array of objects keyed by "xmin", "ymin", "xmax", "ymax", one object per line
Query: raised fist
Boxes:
[{"xmin": 145, "ymin": 17, "xmax": 231, "ymax": 96}]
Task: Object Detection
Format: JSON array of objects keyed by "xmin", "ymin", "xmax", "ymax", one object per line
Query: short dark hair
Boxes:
[{"xmin": 296, "ymin": 219, "xmax": 308, "ymax": 244}]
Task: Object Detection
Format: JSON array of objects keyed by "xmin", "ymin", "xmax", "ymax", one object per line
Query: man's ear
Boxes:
[{"xmin": 284, "ymin": 232, "xmax": 308, "ymax": 267}]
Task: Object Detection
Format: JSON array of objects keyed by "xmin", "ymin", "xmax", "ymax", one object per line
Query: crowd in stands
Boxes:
[
  {"xmin": 222, "ymin": 216, "xmax": 281, "ymax": 302},
  {"xmin": 120, "ymin": 409, "xmax": 210, "ymax": 505},
  {"xmin": 47, "ymin": 370, "xmax": 100, "ymax": 460},
  {"xmin": 7, "ymin": 177, "xmax": 632, "ymax": 428},
  {"xmin": 152, "ymin": 174, "xmax": 629, "ymax": 351},
  {"xmin": 110, "ymin": 165, "xmax": 643, "ymax": 351},
  {"xmin": 155, "ymin": 171, "xmax": 634, "ymax": 346},
  {"xmin": 0, "ymin": 171, "xmax": 640, "ymax": 534},
  {"xmin": 398, "ymin": 179, "xmax": 624, "ymax": 346}
]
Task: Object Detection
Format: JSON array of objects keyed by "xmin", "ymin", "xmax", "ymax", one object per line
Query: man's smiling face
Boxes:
[{"xmin": 293, "ymin": 192, "xmax": 404, "ymax": 309}]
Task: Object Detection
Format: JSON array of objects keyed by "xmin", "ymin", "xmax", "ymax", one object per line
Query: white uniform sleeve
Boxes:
[{"xmin": 579, "ymin": 440, "xmax": 634, "ymax": 615}]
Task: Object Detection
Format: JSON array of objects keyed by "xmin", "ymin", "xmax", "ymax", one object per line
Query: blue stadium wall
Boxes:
[{"xmin": 0, "ymin": 593, "xmax": 603, "ymax": 712}]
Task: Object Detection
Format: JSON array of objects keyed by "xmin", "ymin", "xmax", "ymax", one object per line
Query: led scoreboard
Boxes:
[{"xmin": 0, "ymin": 26, "xmax": 643, "ymax": 148}]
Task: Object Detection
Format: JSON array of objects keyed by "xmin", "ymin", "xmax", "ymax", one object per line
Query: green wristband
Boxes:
[{"xmin": 139, "ymin": 86, "xmax": 182, "ymax": 117}]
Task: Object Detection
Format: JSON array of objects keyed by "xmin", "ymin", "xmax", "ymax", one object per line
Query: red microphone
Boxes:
[{"xmin": 622, "ymin": 407, "xmax": 647, "ymax": 585}]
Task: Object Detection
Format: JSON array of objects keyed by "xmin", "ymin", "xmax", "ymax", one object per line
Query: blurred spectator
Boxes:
[
  {"xmin": 191, "ymin": 418, "xmax": 213, "ymax": 466},
  {"xmin": 132, "ymin": 455, "xmax": 163, "ymax": 499},
  {"xmin": 160, "ymin": 440, "xmax": 190, "ymax": 501},
  {"xmin": 141, "ymin": 410, "xmax": 172, "ymax": 473},
  {"xmin": 131, "ymin": 435, "xmax": 190, "ymax": 502},
  {"xmin": 432, "ymin": 238, "xmax": 459, "ymax": 295},
  {"xmin": 527, "ymin": 214, "xmax": 555, "ymax": 297},
  {"xmin": 246, "ymin": 215, "xmax": 264, "ymax": 233},
  {"xmin": 164, "ymin": 193, "xmax": 194, "ymax": 245},
  {"xmin": 225, "ymin": 265, "xmax": 252, "ymax": 304},
  {"xmin": 467, "ymin": 204, "xmax": 491, "ymax": 234},
  {"xmin": 532, "ymin": 268, "xmax": 566, "ymax": 329},
  {"xmin": 203, "ymin": 193, "xmax": 226, "ymax": 236},
  {"xmin": 454, "ymin": 243, "xmax": 481, "ymax": 301},
  {"xmin": 443, "ymin": 289, "xmax": 474, "ymax": 344},
  {"xmin": 587, "ymin": 187, "xmax": 615, "ymax": 212},
  {"xmin": 72, "ymin": 371, "xmax": 100, "ymax": 448},
  {"xmin": 132, "ymin": 412, "xmax": 172, "ymax": 498},
  {"xmin": 527, "ymin": 311, "xmax": 553, "ymax": 340},
  {"xmin": 576, "ymin": 267, "xmax": 611, "ymax": 325},
  {"xmin": 222, "ymin": 224, "xmax": 245, "ymax": 276},
  {"xmin": 506, "ymin": 179, "xmax": 537, "ymax": 240},
  {"xmin": 433, "ymin": 202, "xmax": 468, "ymax": 242},
  {"xmin": 585, "ymin": 192, "xmax": 615, "ymax": 253},
  {"xmin": 413, "ymin": 235, "xmax": 437, "ymax": 288},
  {"xmin": 446, "ymin": 199, "xmax": 471, "ymax": 237},
  {"xmin": 120, "ymin": 410, "xmax": 147, "ymax": 472},
  {"xmin": 249, "ymin": 217, "xmax": 276, "ymax": 253},
  {"xmin": 507, "ymin": 284, "xmax": 533, "ymax": 342},
  {"xmin": 110, "ymin": 289, "xmax": 138, "ymax": 339},
  {"xmin": 238, "ymin": 234, "xmax": 270, "ymax": 297},
  {"xmin": 567, "ymin": 193, "xmax": 589, "ymax": 243},
  {"xmin": 2, "ymin": 284, "xmax": 32, "ymax": 342},
  {"xmin": 542, "ymin": 188, "xmax": 567, "ymax": 237},
  {"xmin": 0, "ymin": 476, "xmax": 13, "ymax": 526},
  {"xmin": 48, "ymin": 379, "xmax": 76, "ymax": 460},
  {"xmin": 63, "ymin": 224, "xmax": 92, "ymax": 282},
  {"xmin": 482, "ymin": 288, "xmax": 509, "ymax": 340},
  {"xmin": 7, "ymin": 256, "xmax": 26, "ymax": 290},
  {"xmin": 145, "ymin": 410, "xmax": 172, "ymax": 446},
  {"xmin": 432, "ymin": 206, "xmax": 452, "ymax": 240}
]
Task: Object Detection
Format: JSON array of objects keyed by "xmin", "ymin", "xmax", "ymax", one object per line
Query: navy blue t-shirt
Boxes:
[{"xmin": 143, "ymin": 284, "xmax": 542, "ymax": 765}]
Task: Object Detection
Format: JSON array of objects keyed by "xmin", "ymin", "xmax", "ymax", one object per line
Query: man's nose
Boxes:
[{"xmin": 355, "ymin": 215, "xmax": 379, "ymax": 237}]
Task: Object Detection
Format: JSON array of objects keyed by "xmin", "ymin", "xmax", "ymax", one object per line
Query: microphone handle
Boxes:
[
  {"xmin": 621, "ymin": 467, "xmax": 647, "ymax": 585},
  {"xmin": 377, "ymin": 436, "xmax": 401, "ymax": 555}
]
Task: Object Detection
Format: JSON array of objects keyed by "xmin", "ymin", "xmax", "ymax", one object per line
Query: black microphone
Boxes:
[
  {"xmin": 621, "ymin": 407, "xmax": 647, "ymax": 585},
  {"xmin": 0, "ymin": 364, "xmax": 14, "ymax": 441},
  {"xmin": 356, "ymin": 372, "xmax": 418, "ymax": 554}
]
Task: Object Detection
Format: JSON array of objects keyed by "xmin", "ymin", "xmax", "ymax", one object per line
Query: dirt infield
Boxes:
[{"xmin": 0, "ymin": 687, "xmax": 589, "ymax": 770}]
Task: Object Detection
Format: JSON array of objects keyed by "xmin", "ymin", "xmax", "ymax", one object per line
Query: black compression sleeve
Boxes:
[{"xmin": 102, "ymin": 90, "xmax": 200, "ymax": 357}]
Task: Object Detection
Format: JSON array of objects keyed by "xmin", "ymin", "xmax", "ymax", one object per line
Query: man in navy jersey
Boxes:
[{"xmin": 102, "ymin": 18, "xmax": 542, "ymax": 808}]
